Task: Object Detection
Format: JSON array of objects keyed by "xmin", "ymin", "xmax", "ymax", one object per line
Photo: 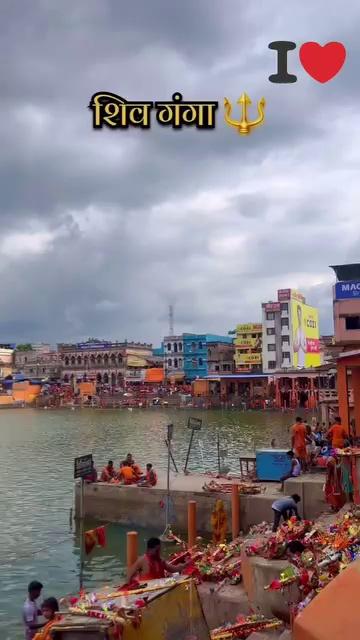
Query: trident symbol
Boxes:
[{"xmin": 224, "ymin": 93, "xmax": 266, "ymax": 135}]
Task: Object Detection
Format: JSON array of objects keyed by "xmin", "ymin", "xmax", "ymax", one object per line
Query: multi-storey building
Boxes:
[
  {"xmin": 0, "ymin": 343, "xmax": 15, "ymax": 378},
  {"xmin": 234, "ymin": 323, "xmax": 262, "ymax": 373},
  {"xmin": 262, "ymin": 289, "xmax": 321, "ymax": 373},
  {"xmin": 163, "ymin": 336, "xmax": 184, "ymax": 381},
  {"xmin": 58, "ymin": 341, "xmax": 153, "ymax": 385},
  {"xmin": 331, "ymin": 263, "xmax": 360, "ymax": 346},
  {"xmin": 14, "ymin": 346, "xmax": 61, "ymax": 379},
  {"xmin": 183, "ymin": 333, "xmax": 233, "ymax": 381}
]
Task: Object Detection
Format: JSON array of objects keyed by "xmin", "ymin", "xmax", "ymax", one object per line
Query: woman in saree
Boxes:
[
  {"xmin": 324, "ymin": 456, "xmax": 346, "ymax": 511},
  {"xmin": 33, "ymin": 598, "xmax": 61, "ymax": 640}
]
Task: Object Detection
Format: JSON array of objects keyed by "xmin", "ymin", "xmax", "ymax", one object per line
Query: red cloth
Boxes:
[
  {"xmin": 84, "ymin": 526, "xmax": 106, "ymax": 554},
  {"xmin": 85, "ymin": 529, "xmax": 97, "ymax": 555},
  {"xmin": 141, "ymin": 553, "xmax": 166, "ymax": 580}
]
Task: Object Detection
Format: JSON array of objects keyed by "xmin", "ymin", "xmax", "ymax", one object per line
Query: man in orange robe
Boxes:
[
  {"xmin": 100, "ymin": 460, "xmax": 116, "ymax": 482},
  {"xmin": 327, "ymin": 416, "xmax": 348, "ymax": 449},
  {"xmin": 291, "ymin": 416, "xmax": 307, "ymax": 469}
]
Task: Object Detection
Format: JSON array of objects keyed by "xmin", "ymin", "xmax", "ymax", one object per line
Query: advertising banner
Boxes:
[
  {"xmin": 265, "ymin": 302, "xmax": 281, "ymax": 312},
  {"xmin": 335, "ymin": 280, "xmax": 360, "ymax": 300},
  {"xmin": 237, "ymin": 353, "xmax": 262, "ymax": 364},
  {"xmin": 234, "ymin": 337, "xmax": 259, "ymax": 348},
  {"xmin": 291, "ymin": 301, "xmax": 320, "ymax": 368},
  {"xmin": 278, "ymin": 289, "xmax": 291, "ymax": 301},
  {"xmin": 236, "ymin": 323, "xmax": 262, "ymax": 333}
]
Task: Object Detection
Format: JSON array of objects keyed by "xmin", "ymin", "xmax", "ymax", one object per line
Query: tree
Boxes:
[{"xmin": 16, "ymin": 344, "xmax": 33, "ymax": 351}]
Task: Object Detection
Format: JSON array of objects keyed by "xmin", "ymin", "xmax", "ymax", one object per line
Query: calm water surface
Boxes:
[{"xmin": 0, "ymin": 407, "xmax": 292, "ymax": 639}]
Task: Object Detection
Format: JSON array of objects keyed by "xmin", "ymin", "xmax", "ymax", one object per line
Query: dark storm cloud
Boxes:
[{"xmin": 0, "ymin": 0, "xmax": 359, "ymax": 343}]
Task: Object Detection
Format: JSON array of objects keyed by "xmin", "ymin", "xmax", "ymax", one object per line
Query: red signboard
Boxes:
[
  {"xmin": 265, "ymin": 302, "xmax": 281, "ymax": 312},
  {"xmin": 306, "ymin": 338, "xmax": 320, "ymax": 353},
  {"xmin": 277, "ymin": 289, "xmax": 291, "ymax": 301}
]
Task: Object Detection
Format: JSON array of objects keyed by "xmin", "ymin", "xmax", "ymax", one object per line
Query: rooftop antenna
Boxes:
[{"xmin": 169, "ymin": 304, "xmax": 174, "ymax": 336}]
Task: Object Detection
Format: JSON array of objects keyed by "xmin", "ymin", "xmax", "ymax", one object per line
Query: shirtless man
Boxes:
[{"xmin": 127, "ymin": 537, "xmax": 189, "ymax": 582}]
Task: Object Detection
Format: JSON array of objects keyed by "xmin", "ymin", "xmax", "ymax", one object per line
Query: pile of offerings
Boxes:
[
  {"xmin": 169, "ymin": 538, "xmax": 243, "ymax": 584},
  {"xmin": 246, "ymin": 508, "xmax": 360, "ymax": 618},
  {"xmin": 202, "ymin": 480, "xmax": 262, "ymax": 495}
]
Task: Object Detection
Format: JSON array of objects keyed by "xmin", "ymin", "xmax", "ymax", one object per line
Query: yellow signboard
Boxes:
[
  {"xmin": 236, "ymin": 352, "xmax": 262, "ymax": 364},
  {"xmin": 234, "ymin": 337, "xmax": 258, "ymax": 348},
  {"xmin": 236, "ymin": 323, "xmax": 262, "ymax": 334},
  {"xmin": 291, "ymin": 301, "xmax": 321, "ymax": 368},
  {"xmin": 127, "ymin": 355, "xmax": 148, "ymax": 367}
]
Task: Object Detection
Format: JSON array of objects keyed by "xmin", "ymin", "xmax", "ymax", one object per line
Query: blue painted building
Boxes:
[{"xmin": 183, "ymin": 333, "xmax": 233, "ymax": 381}]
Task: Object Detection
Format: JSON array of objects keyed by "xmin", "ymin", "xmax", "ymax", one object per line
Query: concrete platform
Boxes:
[{"xmin": 75, "ymin": 472, "xmax": 327, "ymax": 534}]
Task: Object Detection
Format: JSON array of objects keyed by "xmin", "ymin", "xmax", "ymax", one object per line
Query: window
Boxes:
[
  {"xmin": 215, "ymin": 365, "xmax": 220, "ymax": 371},
  {"xmin": 77, "ymin": 356, "xmax": 82, "ymax": 365},
  {"xmin": 268, "ymin": 361, "xmax": 276, "ymax": 369},
  {"xmin": 24, "ymin": 356, "xmax": 27, "ymax": 363},
  {"xmin": 71, "ymin": 356, "xmax": 75, "ymax": 365},
  {"xmin": 198, "ymin": 341, "xmax": 203, "ymax": 350},
  {"xmin": 346, "ymin": 316, "xmax": 360, "ymax": 330},
  {"xmin": 266, "ymin": 328, "xmax": 275, "ymax": 336},
  {"xmin": 280, "ymin": 303, "xmax": 288, "ymax": 312},
  {"xmin": 179, "ymin": 343, "xmax": 182, "ymax": 351},
  {"xmin": 267, "ymin": 344, "xmax": 276, "ymax": 351},
  {"xmin": 174, "ymin": 358, "xmax": 178, "ymax": 368},
  {"xmin": 178, "ymin": 358, "xmax": 182, "ymax": 367},
  {"xmin": 167, "ymin": 359, "xmax": 172, "ymax": 367},
  {"xmin": 266, "ymin": 312, "xmax": 274, "ymax": 320},
  {"xmin": 174, "ymin": 343, "xmax": 178, "ymax": 353},
  {"xmin": 42, "ymin": 367, "xmax": 46, "ymax": 373},
  {"xmin": 198, "ymin": 357, "xmax": 203, "ymax": 366},
  {"xmin": 281, "ymin": 335, "xmax": 290, "ymax": 344},
  {"xmin": 281, "ymin": 318, "xmax": 289, "ymax": 327},
  {"xmin": 191, "ymin": 342, "xmax": 196, "ymax": 352},
  {"xmin": 282, "ymin": 352, "xmax": 291, "ymax": 360},
  {"xmin": 167, "ymin": 343, "xmax": 171, "ymax": 351},
  {"xmin": 192, "ymin": 358, "xmax": 197, "ymax": 368}
]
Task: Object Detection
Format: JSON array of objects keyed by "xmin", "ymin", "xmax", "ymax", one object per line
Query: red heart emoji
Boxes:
[{"xmin": 299, "ymin": 42, "xmax": 346, "ymax": 83}]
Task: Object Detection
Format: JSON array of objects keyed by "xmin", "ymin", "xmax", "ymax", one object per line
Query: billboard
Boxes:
[
  {"xmin": 291, "ymin": 301, "xmax": 320, "ymax": 368},
  {"xmin": 236, "ymin": 353, "xmax": 262, "ymax": 364},
  {"xmin": 278, "ymin": 289, "xmax": 306, "ymax": 304},
  {"xmin": 335, "ymin": 280, "xmax": 360, "ymax": 300},
  {"xmin": 265, "ymin": 302, "xmax": 281, "ymax": 312},
  {"xmin": 234, "ymin": 337, "xmax": 259, "ymax": 348},
  {"xmin": 236, "ymin": 323, "xmax": 262, "ymax": 333}
]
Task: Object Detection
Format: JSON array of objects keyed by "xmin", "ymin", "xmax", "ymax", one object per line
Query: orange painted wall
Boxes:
[
  {"xmin": 78, "ymin": 381, "xmax": 96, "ymax": 397},
  {"xmin": 192, "ymin": 380, "xmax": 210, "ymax": 396},
  {"xmin": 293, "ymin": 559, "xmax": 360, "ymax": 640},
  {"xmin": 144, "ymin": 368, "xmax": 164, "ymax": 383},
  {"xmin": 12, "ymin": 382, "xmax": 41, "ymax": 404},
  {"xmin": 0, "ymin": 395, "xmax": 14, "ymax": 406}
]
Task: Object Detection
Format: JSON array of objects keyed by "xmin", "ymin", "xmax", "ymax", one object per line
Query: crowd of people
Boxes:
[
  {"xmin": 277, "ymin": 415, "xmax": 355, "ymax": 513},
  {"xmin": 84, "ymin": 453, "xmax": 158, "ymax": 487}
]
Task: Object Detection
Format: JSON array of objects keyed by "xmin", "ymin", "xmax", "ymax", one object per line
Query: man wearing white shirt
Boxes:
[{"xmin": 22, "ymin": 580, "xmax": 43, "ymax": 640}]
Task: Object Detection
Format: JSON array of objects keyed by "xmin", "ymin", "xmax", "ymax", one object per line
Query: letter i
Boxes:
[{"xmin": 268, "ymin": 41, "xmax": 297, "ymax": 83}]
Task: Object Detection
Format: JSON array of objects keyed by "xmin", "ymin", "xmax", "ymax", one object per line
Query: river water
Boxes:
[{"xmin": 0, "ymin": 407, "xmax": 291, "ymax": 639}]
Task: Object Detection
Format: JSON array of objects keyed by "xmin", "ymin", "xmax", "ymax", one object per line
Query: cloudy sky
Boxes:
[{"xmin": 0, "ymin": 1, "xmax": 358, "ymax": 345}]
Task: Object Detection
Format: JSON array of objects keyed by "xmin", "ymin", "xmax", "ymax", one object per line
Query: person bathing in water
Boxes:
[{"xmin": 127, "ymin": 537, "xmax": 189, "ymax": 582}]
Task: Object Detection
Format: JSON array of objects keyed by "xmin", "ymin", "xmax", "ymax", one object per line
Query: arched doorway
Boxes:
[
  {"xmin": 97, "ymin": 373, "xmax": 102, "ymax": 383},
  {"xmin": 103, "ymin": 373, "xmax": 109, "ymax": 384},
  {"xmin": 111, "ymin": 372, "xmax": 116, "ymax": 386}
]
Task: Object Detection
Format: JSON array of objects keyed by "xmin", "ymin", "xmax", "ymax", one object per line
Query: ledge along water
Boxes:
[{"xmin": 0, "ymin": 406, "xmax": 303, "ymax": 639}]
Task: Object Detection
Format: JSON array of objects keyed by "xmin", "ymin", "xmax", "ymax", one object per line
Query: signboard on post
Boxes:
[
  {"xmin": 74, "ymin": 454, "xmax": 93, "ymax": 479},
  {"xmin": 188, "ymin": 417, "xmax": 202, "ymax": 431}
]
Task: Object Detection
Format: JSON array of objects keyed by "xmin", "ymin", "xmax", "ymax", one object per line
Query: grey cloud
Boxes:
[{"xmin": 0, "ymin": 0, "xmax": 359, "ymax": 343}]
